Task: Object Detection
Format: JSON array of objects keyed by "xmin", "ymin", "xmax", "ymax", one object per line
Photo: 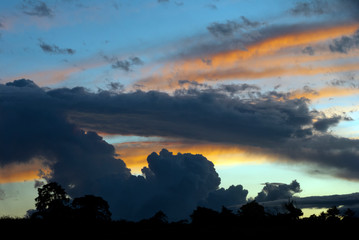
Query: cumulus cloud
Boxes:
[
  {"xmin": 134, "ymin": 149, "xmax": 221, "ymax": 219},
  {"xmin": 66, "ymin": 148, "xmax": 226, "ymax": 220},
  {"xmin": 201, "ymin": 185, "xmax": 248, "ymax": 211},
  {"xmin": 255, "ymin": 180, "xmax": 302, "ymax": 202}
]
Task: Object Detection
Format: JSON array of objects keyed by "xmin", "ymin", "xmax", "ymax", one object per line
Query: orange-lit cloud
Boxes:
[
  {"xmin": 115, "ymin": 141, "xmax": 271, "ymax": 174},
  {"xmin": 0, "ymin": 159, "xmax": 47, "ymax": 184},
  {"xmin": 291, "ymin": 86, "xmax": 359, "ymax": 101},
  {"xmin": 135, "ymin": 23, "xmax": 359, "ymax": 90}
]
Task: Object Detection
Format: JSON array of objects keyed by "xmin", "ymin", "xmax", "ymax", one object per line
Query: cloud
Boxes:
[
  {"xmin": 313, "ymin": 115, "xmax": 342, "ymax": 132},
  {"xmin": 240, "ymin": 16, "xmax": 261, "ymax": 28},
  {"xmin": 329, "ymin": 29, "xmax": 359, "ymax": 54},
  {"xmin": 290, "ymin": 0, "xmax": 329, "ymax": 16},
  {"xmin": 104, "ymin": 55, "xmax": 143, "ymax": 72},
  {"xmin": 302, "ymin": 46, "xmax": 315, "ymax": 55},
  {"xmin": 201, "ymin": 185, "xmax": 248, "ymax": 211},
  {"xmin": 255, "ymin": 180, "xmax": 302, "ymax": 202},
  {"xmin": 207, "ymin": 17, "xmax": 261, "ymax": 38},
  {"xmin": 131, "ymin": 149, "xmax": 221, "ymax": 219},
  {"xmin": 21, "ymin": 0, "xmax": 54, "ymax": 18},
  {"xmin": 289, "ymin": 0, "xmax": 359, "ymax": 20},
  {"xmin": 39, "ymin": 41, "xmax": 76, "ymax": 55},
  {"xmin": 36, "ymin": 82, "xmax": 359, "ymax": 180},
  {"xmin": 136, "ymin": 22, "xmax": 359, "ymax": 90},
  {"xmin": 253, "ymin": 192, "xmax": 359, "ymax": 213},
  {"xmin": 0, "ymin": 79, "xmax": 131, "ymax": 195},
  {"xmin": 207, "ymin": 20, "xmax": 241, "ymax": 38},
  {"xmin": 293, "ymin": 192, "xmax": 359, "ymax": 209},
  {"xmin": 57, "ymin": 86, "xmax": 314, "ymax": 147},
  {"xmin": 2, "ymin": 79, "xmax": 359, "ymax": 221},
  {"xmin": 0, "ymin": 80, "xmax": 254, "ymax": 220}
]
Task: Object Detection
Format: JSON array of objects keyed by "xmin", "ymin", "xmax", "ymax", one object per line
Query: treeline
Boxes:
[{"xmin": 1, "ymin": 182, "xmax": 358, "ymax": 237}]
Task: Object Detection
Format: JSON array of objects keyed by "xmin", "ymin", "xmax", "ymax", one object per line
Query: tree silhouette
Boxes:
[
  {"xmin": 283, "ymin": 200, "xmax": 303, "ymax": 220},
  {"xmin": 72, "ymin": 195, "xmax": 112, "ymax": 221},
  {"xmin": 34, "ymin": 182, "xmax": 71, "ymax": 220},
  {"xmin": 325, "ymin": 206, "xmax": 340, "ymax": 222},
  {"xmin": 239, "ymin": 200, "xmax": 266, "ymax": 221}
]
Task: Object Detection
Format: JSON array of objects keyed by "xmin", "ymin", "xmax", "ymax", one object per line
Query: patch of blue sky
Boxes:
[
  {"xmin": 216, "ymin": 161, "xmax": 359, "ymax": 200},
  {"xmin": 102, "ymin": 134, "xmax": 165, "ymax": 145}
]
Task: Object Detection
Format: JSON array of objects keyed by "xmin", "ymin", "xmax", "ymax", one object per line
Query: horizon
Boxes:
[{"xmin": 1, "ymin": 0, "xmax": 359, "ymax": 220}]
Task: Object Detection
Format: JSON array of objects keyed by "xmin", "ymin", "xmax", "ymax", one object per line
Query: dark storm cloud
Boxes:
[
  {"xmin": 201, "ymin": 185, "xmax": 248, "ymax": 211},
  {"xmin": 21, "ymin": 0, "xmax": 54, "ymax": 18},
  {"xmin": 0, "ymin": 80, "xmax": 252, "ymax": 220},
  {"xmin": 329, "ymin": 29, "xmax": 359, "ymax": 54},
  {"xmin": 294, "ymin": 193, "xmax": 359, "ymax": 209},
  {"xmin": 134, "ymin": 149, "xmax": 221, "ymax": 219},
  {"xmin": 2, "ymin": 79, "xmax": 359, "ymax": 220},
  {"xmin": 255, "ymin": 180, "xmax": 302, "ymax": 202},
  {"xmin": 54, "ymin": 86, "xmax": 314, "ymax": 147},
  {"xmin": 0, "ymin": 79, "xmax": 130, "ymax": 192},
  {"xmin": 40, "ymin": 82, "xmax": 359, "ymax": 180},
  {"xmin": 39, "ymin": 41, "xmax": 76, "ymax": 55}
]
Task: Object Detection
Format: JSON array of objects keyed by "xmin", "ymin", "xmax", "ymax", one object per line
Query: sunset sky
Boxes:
[{"xmin": 1, "ymin": 0, "xmax": 359, "ymax": 220}]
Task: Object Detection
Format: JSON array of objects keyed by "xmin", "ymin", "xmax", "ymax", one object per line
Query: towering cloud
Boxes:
[{"xmin": 1, "ymin": 79, "xmax": 359, "ymax": 219}]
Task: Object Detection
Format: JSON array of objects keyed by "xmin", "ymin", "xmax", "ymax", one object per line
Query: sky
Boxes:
[{"xmin": 1, "ymin": 0, "xmax": 359, "ymax": 220}]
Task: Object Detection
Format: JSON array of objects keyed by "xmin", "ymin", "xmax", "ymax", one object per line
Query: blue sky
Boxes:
[{"xmin": 1, "ymin": 0, "xmax": 359, "ymax": 219}]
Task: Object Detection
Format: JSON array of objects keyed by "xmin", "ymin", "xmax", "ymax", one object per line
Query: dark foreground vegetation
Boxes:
[{"xmin": 1, "ymin": 182, "xmax": 358, "ymax": 237}]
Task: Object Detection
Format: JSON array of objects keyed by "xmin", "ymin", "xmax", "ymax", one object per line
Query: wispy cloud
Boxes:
[
  {"xmin": 21, "ymin": 0, "xmax": 54, "ymax": 18},
  {"xmin": 39, "ymin": 40, "xmax": 76, "ymax": 55}
]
